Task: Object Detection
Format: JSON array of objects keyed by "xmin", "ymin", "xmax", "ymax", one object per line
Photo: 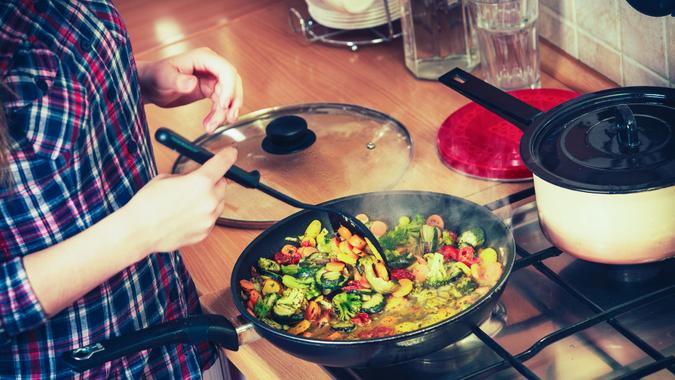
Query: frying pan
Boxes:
[{"xmin": 62, "ymin": 191, "xmax": 515, "ymax": 370}]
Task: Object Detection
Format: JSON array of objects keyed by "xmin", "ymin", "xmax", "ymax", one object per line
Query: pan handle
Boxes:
[
  {"xmin": 61, "ymin": 314, "xmax": 239, "ymax": 373},
  {"xmin": 438, "ymin": 68, "xmax": 544, "ymax": 132},
  {"xmin": 155, "ymin": 127, "xmax": 261, "ymax": 189}
]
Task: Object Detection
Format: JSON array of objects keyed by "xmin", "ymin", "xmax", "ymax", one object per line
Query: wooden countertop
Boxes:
[{"xmin": 127, "ymin": 1, "xmax": 616, "ymax": 378}]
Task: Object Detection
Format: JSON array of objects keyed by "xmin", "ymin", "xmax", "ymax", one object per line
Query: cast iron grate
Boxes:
[{"xmin": 325, "ymin": 187, "xmax": 675, "ymax": 380}]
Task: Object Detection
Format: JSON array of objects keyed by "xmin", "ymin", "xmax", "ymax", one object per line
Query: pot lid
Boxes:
[
  {"xmin": 522, "ymin": 87, "xmax": 675, "ymax": 194},
  {"xmin": 171, "ymin": 103, "xmax": 413, "ymax": 228},
  {"xmin": 437, "ymin": 89, "xmax": 579, "ymax": 181}
]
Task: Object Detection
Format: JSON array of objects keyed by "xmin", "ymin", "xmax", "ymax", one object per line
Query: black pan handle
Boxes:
[
  {"xmin": 61, "ymin": 314, "xmax": 238, "ymax": 372},
  {"xmin": 438, "ymin": 68, "xmax": 544, "ymax": 132},
  {"xmin": 155, "ymin": 127, "xmax": 261, "ymax": 188}
]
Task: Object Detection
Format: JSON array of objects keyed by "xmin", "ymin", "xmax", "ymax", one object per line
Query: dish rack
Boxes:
[{"xmin": 288, "ymin": 0, "xmax": 402, "ymax": 51}]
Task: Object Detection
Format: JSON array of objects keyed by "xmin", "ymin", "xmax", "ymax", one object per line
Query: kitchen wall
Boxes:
[{"xmin": 538, "ymin": 0, "xmax": 674, "ymax": 87}]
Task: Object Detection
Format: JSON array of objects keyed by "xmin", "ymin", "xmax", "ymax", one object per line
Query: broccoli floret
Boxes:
[
  {"xmin": 378, "ymin": 214, "xmax": 426, "ymax": 251},
  {"xmin": 384, "ymin": 250, "xmax": 416, "ymax": 269},
  {"xmin": 258, "ymin": 257, "xmax": 281, "ymax": 273},
  {"xmin": 424, "ymin": 252, "xmax": 451, "ymax": 288},
  {"xmin": 379, "ymin": 227, "xmax": 408, "ymax": 251},
  {"xmin": 332, "ymin": 292, "xmax": 362, "ymax": 321},
  {"xmin": 454, "ymin": 276, "xmax": 478, "ymax": 296},
  {"xmin": 458, "ymin": 227, "xmax": 486, "ymax": 248},
  {"xmin": 254, "ymin": 293, "xmax": 279, "ymax": 319}
]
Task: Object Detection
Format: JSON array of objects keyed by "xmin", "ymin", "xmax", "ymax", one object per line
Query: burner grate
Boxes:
[{"xmin": 464, "ymin": 189, "xmax": 675, "ymax": 380}]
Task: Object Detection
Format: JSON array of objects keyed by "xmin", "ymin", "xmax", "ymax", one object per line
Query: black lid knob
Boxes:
[{"xmin": 262, "ymin": 115, "xmax": 316, "ymax": 154}]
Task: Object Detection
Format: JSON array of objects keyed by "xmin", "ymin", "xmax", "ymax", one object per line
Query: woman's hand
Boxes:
[
  {"xmin": 138, "ymin": 47, "xmax": 243, "ymax": 132},
  {"xmin": 122, "ymin": 147, "xmax": 237, "ymax": 255}
]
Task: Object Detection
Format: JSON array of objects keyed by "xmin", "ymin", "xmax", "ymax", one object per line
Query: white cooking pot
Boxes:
[{"xmin": 441, "ymin": 69, "xmax": 675, "ymax": 265}]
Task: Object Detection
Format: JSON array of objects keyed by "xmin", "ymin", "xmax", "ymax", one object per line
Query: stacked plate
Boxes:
[{"xmin": 306, "ymin": 0, "xmax": 401, "ymax": 30}]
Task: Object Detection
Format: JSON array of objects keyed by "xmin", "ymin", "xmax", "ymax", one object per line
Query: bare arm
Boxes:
[{"xmin": 22, "ymin": 203, "xmax": 150, "ymax": 316}]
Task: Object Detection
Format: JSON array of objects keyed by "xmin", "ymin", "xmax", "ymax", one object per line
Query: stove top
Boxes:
[{"xmin": 324, "ymin": 190, "xmax": 675, "ymax": 380}]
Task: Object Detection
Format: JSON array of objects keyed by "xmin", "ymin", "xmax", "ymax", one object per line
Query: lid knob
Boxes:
[
  {"xmin": 262, "ymin": 115, "xmax": 317, "ymax": 154},
  {"xmin": 615, "ymin": 105, "xmax": 640, "ymax": 153}
]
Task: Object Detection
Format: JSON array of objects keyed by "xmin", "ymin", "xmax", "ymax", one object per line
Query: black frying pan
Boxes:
[{"xmin": 62, "ymin": 190, "xmax": 515, "ymax": 370}]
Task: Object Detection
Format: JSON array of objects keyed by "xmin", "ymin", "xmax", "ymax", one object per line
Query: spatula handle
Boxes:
[{"xmin": 155, "ymin": 127, "xmax": 261, "ymax": 188}]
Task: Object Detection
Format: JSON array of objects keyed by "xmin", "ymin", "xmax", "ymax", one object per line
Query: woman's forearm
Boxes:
[{"xmin": 22, "ymin": 205, "xmax": 152, "ymax": 317}]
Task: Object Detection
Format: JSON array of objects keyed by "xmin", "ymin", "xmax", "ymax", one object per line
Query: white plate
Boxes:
[{"xmin": 307, "ymin": 0, "xmax": 400, "ymax": 30}]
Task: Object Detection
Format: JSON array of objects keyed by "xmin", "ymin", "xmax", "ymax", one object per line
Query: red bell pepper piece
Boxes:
[
  {"xmin": 390, "ymin": 269, "xmax": 415, "ymax": 281},
  {"xmin": 351, "ymin": 312, "xmax": 371, "ymax": 326}
]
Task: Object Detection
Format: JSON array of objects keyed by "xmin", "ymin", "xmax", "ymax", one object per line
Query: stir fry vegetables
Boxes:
[{"xmin": 239, "ymin": 214, "xmax": 504, "ymax": 340}]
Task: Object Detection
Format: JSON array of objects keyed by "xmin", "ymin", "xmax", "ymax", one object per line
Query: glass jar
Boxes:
[{"xmin": 401, "ymin": 0, "xmax": 480, "ymax": 80}]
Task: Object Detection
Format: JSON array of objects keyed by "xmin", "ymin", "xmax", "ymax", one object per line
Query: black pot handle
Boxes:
[
  {"xmin": 61, "ymin": 314, "xmax": 239, "ymax": 373},
  {"xmin": 155, "ymin": 127, "xmax": 261, "ymax": 189},
  {"xmin": 438, "ymin": 68, "xmax": 543, "ymax": 132}
]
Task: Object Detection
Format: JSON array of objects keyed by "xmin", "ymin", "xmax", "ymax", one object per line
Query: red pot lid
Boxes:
[{"xmin": 437, "ymin": 89, "xmax": 579, "ymax": 181}]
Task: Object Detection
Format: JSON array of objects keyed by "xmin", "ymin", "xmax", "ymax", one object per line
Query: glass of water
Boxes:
[{"xmin": 468, "ymin": 0, "xmax": 540, "ymax": 90}]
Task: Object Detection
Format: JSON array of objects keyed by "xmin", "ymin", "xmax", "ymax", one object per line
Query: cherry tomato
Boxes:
[
  {"xmin": 441, "ymin": 246, "xmax": 459, "ymax": 261},
  {"xmin": 457, "ymin": 246, "xmax": 478, "ymax": 265}
]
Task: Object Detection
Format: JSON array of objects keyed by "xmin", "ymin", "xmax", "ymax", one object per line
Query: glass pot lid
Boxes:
[
  {"xmin": 521, "ymin": 87, "xmax": 675, "ymax": 194},
  {"xmin": 172, "ymin": 103, "xmax": 413, "ymax": 228}
]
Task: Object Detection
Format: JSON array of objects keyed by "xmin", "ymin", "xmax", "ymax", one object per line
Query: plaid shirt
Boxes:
[{"xmin": 0, "ymin": 1, "xmax": 215, "ymax": 378}]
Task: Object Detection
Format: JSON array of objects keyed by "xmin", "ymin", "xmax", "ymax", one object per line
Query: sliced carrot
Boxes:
[
  {"xmin": 425, "ymin": 214, "xmax": 445, "ymax": 229},
  {"xmin": 355, "ymin": 213, "xmax": 369, "ymax": 224},
  {"xmin": 337, "ymin": 226, "xmax": 352, "ymax": 240},
  {"xmin": 305, "ymin": 301, "xmax": 321, "ymax": 321},
  {"xmin": 298, "ymin": 246, "xmax": 319, "ymax": 257},
  {"xmin": 369, "ymin": 220, "xmax": 388, "ymax": 238},
  {"xmin": 288, "ymin": 320, "xmax": 311, "ymax": 335},
  {"xmin": 348, "ymin": 235, "xmax": 366, "ymax": 250},
  {"xmin": 239, "ymin": 279, "xmax": 255, "ymax": 292},
  {"xmin": 325, "ymin": 332, "xmax": 343, "ymax": 341}
]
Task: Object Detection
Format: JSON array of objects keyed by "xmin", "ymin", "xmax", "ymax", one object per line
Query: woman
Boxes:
[{"xmin": 0, "ymin": 1, "xmax": 242, "ymax": 378}]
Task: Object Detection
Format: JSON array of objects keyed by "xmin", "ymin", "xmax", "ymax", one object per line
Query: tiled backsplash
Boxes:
[{"xmin": 538, "ymin": 0, "xmax": 674, "ymax": 87}]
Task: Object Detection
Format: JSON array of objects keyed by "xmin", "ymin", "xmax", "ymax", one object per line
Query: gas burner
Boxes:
[
  {"xmin": 605, "ymin": 262, "xmax": 665, "ymax": 283},
  {"xmin": 558, "ymin": 258, "xmax": 675, "ymax": 309}
]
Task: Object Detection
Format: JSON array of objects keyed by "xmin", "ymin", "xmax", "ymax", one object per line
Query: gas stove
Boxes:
[{"xmin": 324, "ymin": 188, "xmax": 675, "ymax": 380}]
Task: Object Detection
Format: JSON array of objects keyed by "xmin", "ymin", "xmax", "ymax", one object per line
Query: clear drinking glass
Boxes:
[
  {"xmin": 468, "ymin": 0, "xmax": 540, "ymax": 90},
  {"xmin": 401, "ymin": 0, "xmax": 479, "ymax": 80}
]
